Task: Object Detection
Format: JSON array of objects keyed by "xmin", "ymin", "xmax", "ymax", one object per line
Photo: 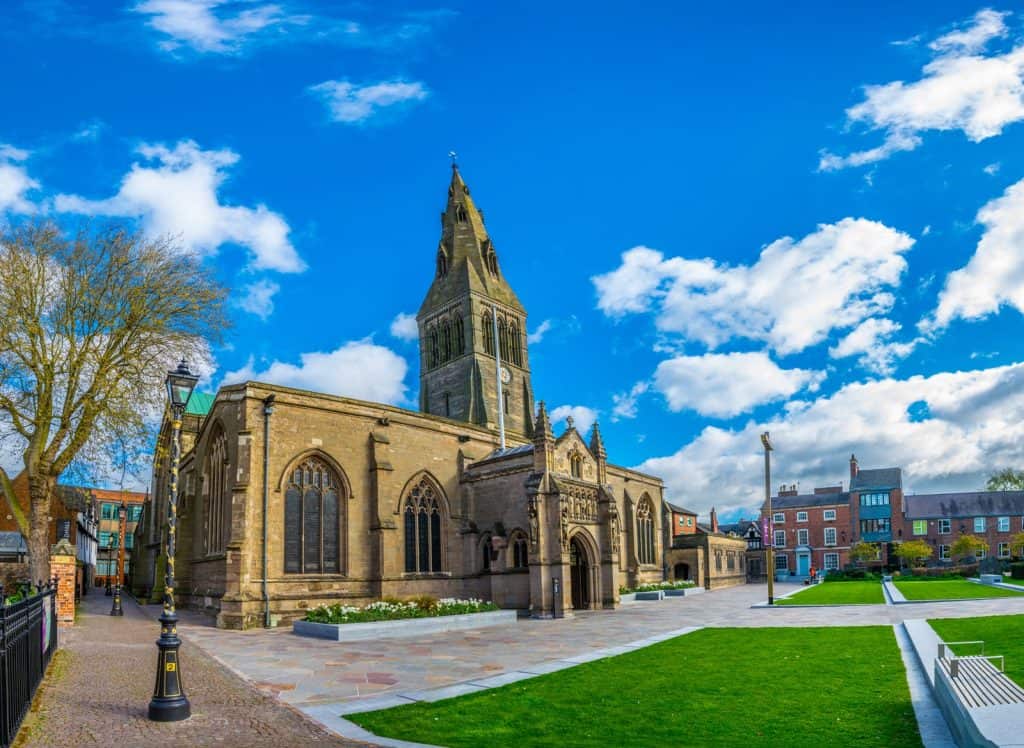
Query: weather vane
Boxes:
[{"xmin": 448, "ymin": 150, "xmax": 458, "ymax": 167}]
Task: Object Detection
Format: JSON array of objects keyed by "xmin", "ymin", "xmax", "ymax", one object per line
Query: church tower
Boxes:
[{"xmin": 417, "ymin": 165, "xmax": 534, "ymax": 438}]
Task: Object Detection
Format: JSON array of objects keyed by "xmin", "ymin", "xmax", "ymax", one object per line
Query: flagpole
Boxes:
[{"xmin": 492, "ymin": 303, "xmax": 506, "ymax": 450}]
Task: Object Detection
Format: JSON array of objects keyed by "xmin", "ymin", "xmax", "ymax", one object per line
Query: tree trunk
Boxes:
[{"xmin": 27, "ymin": 469, "xmax": 56, "ymax": 584}]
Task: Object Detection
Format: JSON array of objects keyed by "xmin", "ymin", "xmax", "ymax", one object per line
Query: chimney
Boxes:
[
  {"xmin": 849, "ymin": 454, "xmax": 859, "ymax": 482},
  {"xmin": 710, "ymin": 506, "xmax": 719, "ymax": 533}
]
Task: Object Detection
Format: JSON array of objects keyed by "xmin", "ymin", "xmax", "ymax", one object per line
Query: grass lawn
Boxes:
[
  {"xmin": 775, "ymin": 580, "xmax": 884, "ymax": 605},
  {"xmin": 349, "ymin": 627, "xmax": 921, "ymax": 748},
  {"xmin": 929, "ymin": 615, "xmax": 1024, "ymax": 688},
  {"xmin": 894, "ymin": 579, "xmax": 1024, "ymax": 601}
]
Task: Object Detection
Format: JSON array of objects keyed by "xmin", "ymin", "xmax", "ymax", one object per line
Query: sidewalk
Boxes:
[{"xmin": 16, "ymin": 592, "xmax": 367, "ymax": 747}]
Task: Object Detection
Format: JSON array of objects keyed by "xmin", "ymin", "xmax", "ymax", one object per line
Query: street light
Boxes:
[
  {"xmin": 148, "ymin": 359, "xmax": 197, "ymax": 722},
  {"xmin": 110, "ymin": 501, "xmax": 126, "ymax": 616},
  {"xmin": 761, "ymin": 432, "xmax": 775, "ymax": 606}
]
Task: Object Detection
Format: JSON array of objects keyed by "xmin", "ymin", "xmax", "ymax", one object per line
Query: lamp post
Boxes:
[
  {"xmin": 148, "ymin": 360, "xmax": 197, "ymax": 722},
  {"xmin": 110, "ymin": 501, "xmax": 126, "ymax": 616},
  {"xmin": 761, "ymin": 432, "xmax": 775, "ymax": 606}
]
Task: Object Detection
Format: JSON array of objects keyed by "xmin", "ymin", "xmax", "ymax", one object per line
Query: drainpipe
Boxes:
[{"xmin": 262, "ymin": 394, "xmax": 276, "ymax": 628}]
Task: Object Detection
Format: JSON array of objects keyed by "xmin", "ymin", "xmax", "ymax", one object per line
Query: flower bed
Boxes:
[
  {"xmin": 305, "ymin": 596, "xmax": 498, "ymax": 625},
  {"xmin": 619, "ymin": 581, "xmax": 696, "ymax": 595}
]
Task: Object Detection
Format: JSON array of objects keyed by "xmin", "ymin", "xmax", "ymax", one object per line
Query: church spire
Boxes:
[{"xmin": 589, "ymin": 420, "xmax": 606, "ymax": 460}]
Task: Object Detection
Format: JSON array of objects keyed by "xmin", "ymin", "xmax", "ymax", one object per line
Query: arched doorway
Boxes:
[
  {"xmin": 674, "ymin": 562, "xmax": 690, "ymax": 581},
  {"xmin": 569, "ymin": 537, "xmax": 590, "ymax": 610}
]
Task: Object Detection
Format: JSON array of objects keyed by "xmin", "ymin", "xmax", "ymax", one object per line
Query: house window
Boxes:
[
  {"xmin": 284, "ymin": 456, "xmax": 342, "ymax": 574},
  {"xmin": 824, "ymin": 527, "xmax": 837, "ymax": 546},
  {"xmin": 975, "ymin": 548, "xmax": 986, "ymax": 560},
  {"xmin": 824, "ymin": 552, "xmax": 839, "ymax": 571},
  {"xmin": 128, "ymin": 505, "xmax": 143, "ymax": 522},
  {"xmin": 404, "ymin": 478, "xmax": 444, "ymax": 573},
  {"xmin": 511, "ymin": 533, "xmax": 528, "ymax": 569},
  {"xmin": 796, "ymin": 511, "xmax": 808, "ymax": 522},
  {"xmin": 774, "ymin": 530, "xmax": 786, "ymax": 548},
  {"xmin": 773, "ymin": 512, "xmax": 784, "ymax": 523},
  {"xmin": 797, "ymin": 529, "xmax": 809, "ymax": 546},
  {"xmin": 998, "ymin": 516, "xmax": 1010, "ymax": 532},
  {"xmin": 101, "ymin": 503, "xmax": 115, "ymax": 520},
  {"xmin": 687, "ymin": 517, "xmax": 693, "ymax": 526},
  {"xmin": 727, "ymin": 553, "xmax": 735, "ymax": 570},
  {"xmin": 938, "ymin": 519, "xmax": 951, "ymax": 534},
  {"xmin": 974, "ymin": 517, "xmax": 985, "ymax": 533},
  {"xmin": 859, "ymin": 518, "xmax": 891, "ymax": 534},
  {"xmin": 125, "ymin": 534, "xmax": 134, "ymax": 549},
  {"xmin": 775, "ymin": 554, "xmax": 788, "ymax": 571},
  {"xmin": 912, "ymin": 520, "xmax": 927, "ymax": 536},
  {"xmin": 637, "ymin": 497, "xmax": 656, "ymax": 565},
  {"xmin": 939, "ymin": 544, "xmax": 950, "ymax": 560},
  {"xmin": 823, "ymin": 509, "xmax": 836, "ymax": 521},
  {"xmin": 998, "ymin": 542, "xmax": 1010, "ymax": 558},
  {"xmin": 859, "ymin": 492, "xmax": 890, "ymax": 506}
]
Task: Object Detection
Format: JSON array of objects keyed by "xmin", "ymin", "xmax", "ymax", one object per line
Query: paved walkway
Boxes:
[{"xmin": 17, "ymin": 592, "xmax": 366, "ymax": 747}]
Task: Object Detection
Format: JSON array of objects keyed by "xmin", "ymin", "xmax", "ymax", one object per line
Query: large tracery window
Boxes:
[
  {"xmin": 404, "ymin": 478, "xmax": 444, "ymax": 573},
  {"xmin": 482, "ymin": 312, "xmax": 495, "ymax": 355},
  {"xmin": 511, "ymin": 532, "xmax": 529, "ymax": 569},
  {"xmin": 498, "ymin": 317, "xmax": 509, "ymax": 360},
  {"xmin": 510, "ymin": 321, "xmax": 522, "ymax": 366},
  {"xmin": 453, "ymin": 316, "xmax": 465, "ymax": 356},
  {"xmin": 637, "ymin": 496, "xmax": 656, "ymax": 565},
  {"xmin": 204, "ymin": 428, "xmax": 230, "ymax": 555},
  {"xmin": 441, "ymin": 320, "xmax": 452, "ymax": 362},
  {"xmin": 284, "ymin": 456, "xmax": 342, "ymax": 574}
]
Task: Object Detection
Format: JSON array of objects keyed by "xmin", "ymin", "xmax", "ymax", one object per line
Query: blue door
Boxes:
[{"xmin": 797, "ymin": 554, "xmax": 810, "ymax": 576}]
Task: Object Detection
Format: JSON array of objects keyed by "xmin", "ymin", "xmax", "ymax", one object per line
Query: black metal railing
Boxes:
[{"xmin": 0, "ymin": 581, "xmax": 59, "ymax": 748}]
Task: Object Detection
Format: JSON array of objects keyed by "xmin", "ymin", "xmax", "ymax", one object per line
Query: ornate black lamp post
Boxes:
[
  {"xmin": 148, "ymin": 360, "xmax": 197, "ymax": 722},
  {"xmin": 110, "ymin": 501, "xmax": 126, "ymax": 616}
]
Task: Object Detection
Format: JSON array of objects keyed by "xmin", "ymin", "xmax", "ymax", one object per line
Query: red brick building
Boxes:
[
  {"xmin": 902, "ymin": 492, "xmax": 1024, "ymax": 564},
  {"xmin": 763, "ymin": 484, "xmax": 851, "ymax": 579}
]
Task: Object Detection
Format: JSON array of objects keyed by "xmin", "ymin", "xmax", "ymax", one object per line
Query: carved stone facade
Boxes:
[{"xmin": 148, "ymin": 167, "xmax": 666, "ymax": 629}]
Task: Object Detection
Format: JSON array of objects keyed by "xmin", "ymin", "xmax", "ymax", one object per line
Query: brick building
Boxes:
[
  {"xmin": 903, "ymin": 492, "xmax": 1024, "ymax": 563},
  {"xmin": 91, "ymin": 488, "xmax": 147, "ymax": 589},
  {"xmin": 765, "ymin": 485, "xmax": 851, "ymax": 580},
  {"xmin": 144, "ymin": 167, "xmax": 668, "ymax": 628}
]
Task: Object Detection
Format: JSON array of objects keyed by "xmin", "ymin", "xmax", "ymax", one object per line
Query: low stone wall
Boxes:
[{"xmin": 293, "ymin": 609, "xmax": 518, "ymax": 642}]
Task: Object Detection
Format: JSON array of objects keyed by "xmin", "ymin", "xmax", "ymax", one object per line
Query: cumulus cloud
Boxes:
[
  {"xmin": 222, "ymin": 339, "xmax": 408, "ymax": 404},
  {"xmin": 612, "ymin": 381, "xmax": 650, "ymax": 421},
  {"xmin": 820, "ymin": 9, "xmax": 1024, "ymax": 170},
  {"xmin": 309, "ymin": 79, "xmax": 428, "ymax": 124},
  {"xmin": 929, "ymin": 177, "xmax": 1024, "ymax": 330},
  {"xmin": 653, "ymin": 352, "xmax": 824, "ymax": 418},
  {"xmin": 55, "ymin": 140, "xmax": 305, "ymax": 273},
  {"xmin": 593, "ymin": 218, "xmax": 913, "ymax": 355},
  {"xmin": 389, "ymin": 312, "xmax": 419, "ymax": 341},
  {"xmin": 0, "ymin": 145, "xmax": 40, "ymax": 213},
  {"xmin": 132, "ymin": 0, "xmax": 308, "ymax": 54},
  {"xmin": 549, "ymin": 404, "xmax": 598, "ymax": 436},
  {"xmin": 236, "ymin": 279, "xmax": 280, "ymax": 320},
  {"xmin": 828, "ymin": 317, "xmax": 919, "ymax": 374},
  {"xmin": 527, "ymin": 319, "xmax": 553, "ymax": 345},
  {"xmin": 639, "ymin": 361, "xmax": 1024, "ymax": 518}
]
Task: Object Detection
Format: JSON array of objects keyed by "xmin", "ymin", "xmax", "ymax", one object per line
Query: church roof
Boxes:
[{"xmin": 484, "ymin": 444, "xmax": 534, "ymax": 460}]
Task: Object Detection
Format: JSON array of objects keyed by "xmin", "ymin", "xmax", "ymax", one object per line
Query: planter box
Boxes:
[
  {"xmin": 980, "ymin": 574, "xmax": 1003, "ymax": 585},
  {"xmin": 634, "ymin": 590, "xmax": 665, "ymax": 601},
  {"xmin": 664, "ymin": 587, "xmax": 703, "ymax": 597},
  {"xmin": 293, "ymin": 609, "xmax": 517, "ymax": 642}
]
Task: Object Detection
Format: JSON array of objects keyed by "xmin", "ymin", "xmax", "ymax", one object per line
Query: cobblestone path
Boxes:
[{"xmin": 16, "ymin": 592, "xmax": 367, "ymax": 747}]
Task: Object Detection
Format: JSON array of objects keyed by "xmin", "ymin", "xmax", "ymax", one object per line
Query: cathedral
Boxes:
[{"xmin": 138, "ymin": 166, "xmax": 667, "ymax": 629}]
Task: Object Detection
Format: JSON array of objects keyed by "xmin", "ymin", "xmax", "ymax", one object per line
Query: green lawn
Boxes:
[
  {"xmin": 929, "ymin": 615, "xmax": 1024, "ymax": 688},
  {"xmin": 894, "ymin": 579, "xmax": 1024, "ymax": 601},
  {"xmin": 349, "ymin": 627, "xmax": 921, "ymax": 748},
  {"xmin": 775, "ymin": 580, "xmax": 884, "ymax": 606}
]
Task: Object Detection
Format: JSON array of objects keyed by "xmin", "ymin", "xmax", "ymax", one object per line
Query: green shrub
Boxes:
[
  {"xmin": 305, "ymin": 597, "xmax": 498, "ymax": 624},
  {"xmin": 826, "ymin": 569, "xmax": 881, "ymax": 582},
  {"xmin": 1010, "ymin": 562, "xmax": 1024, "ymax": 580},
  {"xmin": 620, "ymin": 580, "xmax": 697, "ymax": 594}
]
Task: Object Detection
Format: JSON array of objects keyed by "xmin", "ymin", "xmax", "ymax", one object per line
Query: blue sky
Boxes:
[{"xmin": 5, "ymin": 1, "xmax": 1024, "ymax": 519}]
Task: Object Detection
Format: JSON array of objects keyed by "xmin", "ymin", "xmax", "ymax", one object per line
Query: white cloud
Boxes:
[
  {"xmin": 593, "ymin": 218, "xmax": 913, "ymax": 355},
  {"xmin": 639, "ymin": 361, "xmax": 1024, "ymax": 518},
  {"xmin": 527, "ymin": 319, "xmax": 552, "ymax": 345},
  {"xmin": 389, "ymin": 312, "xmax": 419, "ymax": 341},
  {"xmin": 0, "ymin": 145, "xmax": 39, "ymax": 213},
  {"xmin": 309, "ymin": 79, "xmax": 429, "ymax": 124},
  {"xmin": 236, "ymin": 279, "xmax": 279, "ymax": 320},
  {"xmin": 132, "ymin": 0, "xmax": 306, "ymax": 54},
  {"xmin": 612, "ymin": 381, "xmax": 649, "ymax": 421},
  {"xmin": 55, "ymin": 140, "xmax": 305, "ymax": 273},
  {"xmin": 929, "ymin": 177, "xmax": 1024, "ymax": 330},
  {"xmin": 828, "ymin": 317, "xmax": 919, "ymax": 374},
  {"xmin": 549, "ymin": 404, "xmax": 598, "ymax": 436},
  {"xmin": 820, "ymin": 9, "xmax": 1024, "ymax": 170},
  {"xmin": 984, "ymin": 161, "xmax": 1001, "ymax": 175},
  {"xmin": 653, "ymin": 352, "xmax": 824, "ymax": 418},
  {"xmin": 222, "ymin": 339, "xmax": 408, "ymax": 404}
]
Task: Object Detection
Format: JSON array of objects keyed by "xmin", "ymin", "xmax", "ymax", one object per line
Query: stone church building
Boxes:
[{"xmin": 142, "ymin": 167, "xmax": 667, "ymax": 629}]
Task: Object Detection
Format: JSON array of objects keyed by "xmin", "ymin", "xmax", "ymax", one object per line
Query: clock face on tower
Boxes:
[{"xmin": 500, "ymin": 366, "xmax": 511, "ymax": 384}]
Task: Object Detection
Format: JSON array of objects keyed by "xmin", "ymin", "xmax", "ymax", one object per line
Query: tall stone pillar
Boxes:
[{"xmin": 51, "ymin": 539, "xmax": 77, "ymax": 626}]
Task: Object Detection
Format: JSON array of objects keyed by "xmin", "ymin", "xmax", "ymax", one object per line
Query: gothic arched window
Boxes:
[
  {"xmin": 511, "ymin": 532, "xmax": 528, "ymax": 569},
  {"xmin": 570, "ymin": 452, "xmax": 583, "ymax": 479},
  {"xmin": 429, "ymin": 327, "xmax": 440, "ymax": 368},
  {"xmin": 498, "ymin": 317, "xmax": 508, "ymax": 361},
  {"xmin": 204, "ymin": 427, "xmax": 230, "ymax": 555},
  {"xmin": 482, "ymin": 312, "xmax": 495, "ymax": 355},
  {"xmin": 455, "ymin": 204, "xmax": 469, "ymax": 223},
  {"xmin": 284, "ymin": 456, "xmax": 342, "ymax": 574},
  {"xmin": 510, "ymin": 321, "xmax": 522, "ymax": 366},
  {"xmin": 485, "ymin": 248, "xmax": 499, "ymax": 276},
  {"xmin": 453, "ymin": 316, "xmax": 465, "ymax": 356},
  {"xmin": 441, "ymin": 320, "xmax": 452, "ymax": 363},
  {"xmin": 404, "ymin": 478, "xmax": 444, "ymax": 573},
  {"xmin": 637, "ymin": 496, "xmax": 655, "ymax": 565},
  {"xmin": 436, "ymin": 249, "xmax": 448, "ymax": 277},
  {"xmin": 480, "ymin": 534, "xmax": 492, "ymax": 572}
]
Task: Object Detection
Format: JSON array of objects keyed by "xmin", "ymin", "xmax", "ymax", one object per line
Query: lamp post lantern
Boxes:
[
  {"xmin": 110, "ymin": 501, "xmax": 126, "ymax": 616},
  {"xmin": 148, "ymin": 360, "xmax": 197, "ymax": 722},
  {"xmin": 761, "ymin": 432, "xmax": 775, "ymax": 606}
]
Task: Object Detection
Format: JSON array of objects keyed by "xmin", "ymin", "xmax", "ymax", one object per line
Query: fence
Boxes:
[{"xmin": 0, "ymin": 582, "xmax": 59, "ymax": 748}]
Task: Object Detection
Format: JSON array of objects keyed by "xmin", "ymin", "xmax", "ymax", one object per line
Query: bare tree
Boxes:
[{"xmin": 0, "ymin": 220, "xmax": 228, "ymax": 582}]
